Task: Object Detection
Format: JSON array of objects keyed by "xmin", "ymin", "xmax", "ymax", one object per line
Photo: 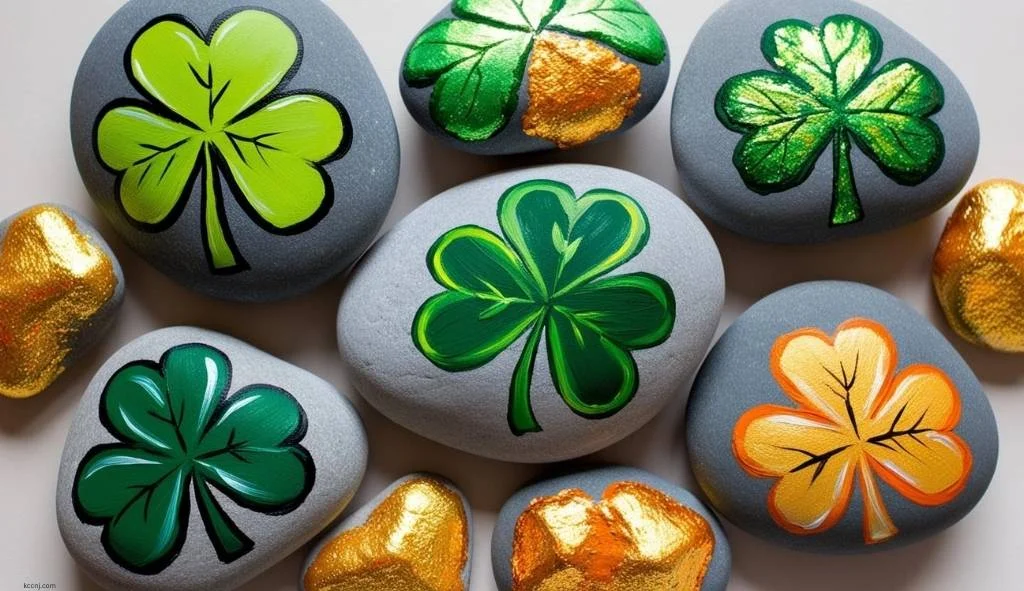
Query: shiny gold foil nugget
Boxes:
[
  {"xmin": 0, "ymin": 206, "xmax": 117, "ymax": 398},
  {"xmin": 303, "ymin": 476, "xmax": 469, "ymax": 591},
  {"xmin": 511, "ymin": 482, "xmax": 715, "ymax": 591},
  {"xmin": 933, "ymin": 179, "xmax": 1024, "ymax": 352},
  {"xmin": 523, "ymin": 32, "xmax": 642, "ymax": 149}
]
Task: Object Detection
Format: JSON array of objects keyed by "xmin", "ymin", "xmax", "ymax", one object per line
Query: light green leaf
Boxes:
[
  {"xmin": 547, "ymin": 0, "xmax": 667, "ymax": 64},
  {"xmin": 426, "ymin": 225, "xmax": 537, "ymax": 300},
  {"xmin": 846, "ymin": 113, "xmax": 944, "ymax": 183},
  {"xmin": 733, "ymin": 112, "xmax": 838, "ymax": 192},
  {"xmin": 846, "ymin": 59, "xmax": 944, "ymax": 115},
  {"xmin": 820, "ymin": 14, "xmax": 882, "ymax": 100},
  {"xmin": 453, "ymin": 0, "xmax": 564, "ymax": 30},
  {"xmin": 129, "ymin": 19, "xmax": 210, "ymax": 126},
  {"xmin": 716, "ymin": 71, "xmax": 829, "ymax": 129},
  {"xmin": 555, "ymin": 273, "xmax": 674, "ymax": 348}
]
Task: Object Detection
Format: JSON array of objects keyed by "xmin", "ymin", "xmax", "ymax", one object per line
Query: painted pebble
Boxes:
[
  {"xmin": 671, "ymin": 0, "xmax": 978, "ymax": 243},
  {"xmin": 338, "ymin": 164, "xmax": 724, "ymax": 463},
  {"xmin": 934, "ymin": 179, "xmax": 1024, "ymax": 353},
  {"xmin": 492, "ymin": 466, "xmax": 731, "ymax": 591},
  {"xmin": 71, "ymin": 0, "xmax": 399, "ymax": 302},
  {"xmin": 685, "ymin": 281, "xmax": 998, "ymax": 553},
  {"xmin": 56, "ymin": 327, "xmax": 368, "ymax": 590},
  {"xmin": 400, "ymin": 0, "xmax": 670, "ymax": 155},
  {"xmin": 301, "ymin": 473, "xmax": 471, "ymax": 591},
  {"xmin": 0, "ymin": 204, "xmax": 123, "ymax": 399}
]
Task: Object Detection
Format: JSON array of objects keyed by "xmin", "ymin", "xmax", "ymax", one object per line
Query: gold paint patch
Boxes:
[
  {"xmin": 511, "ymin": 481, "xmax": 715, "ymax": 591},
  {"xmin": 0, "ymin": 206, "xmax": 117, "ymax": 399},
  {"xmin": 523, "ymin": 32, "xmax": 642, "ymax": 149}
]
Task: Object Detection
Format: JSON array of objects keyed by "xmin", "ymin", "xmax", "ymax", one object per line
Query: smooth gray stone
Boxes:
[
  {"xmin": 400, "ymin": 2, "xmax": 670, "ymax": 155},
  {"xmin": 492, "ymin": 466, "xmax": 731, "ymax": 591},
  {"xmin": 685, "ymin": 281, "xmax": 999, "ymax": 553},
  {"xmin": 338, "ymin": 164, "xmax": 724, "ymax": 463},
  {"xmin": 56, "ymin": 327, "xmax": 368, "ymax": 591},
  {"xmin": 300, "ymin": 473, "xmax": 472, "ymax": 590},
  {"xmin": 71, "ymin": 0, "xmax": 399, "ymax": 302},
  {"xmin": 671, "ymin": 0, "xmax": 979, "ymax": 243}
]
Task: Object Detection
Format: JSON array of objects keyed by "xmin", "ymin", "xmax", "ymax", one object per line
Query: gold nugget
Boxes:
[{"xmin": 933, "ymin": 180, "xmax": 1024, "ymax": 352}]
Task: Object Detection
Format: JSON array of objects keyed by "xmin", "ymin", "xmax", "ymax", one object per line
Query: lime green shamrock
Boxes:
[
  {"xmin": 716, "ymin": 14, "xmax": 945, "ymax": 226},
  {"xmin": 72, "ymin": 344, "xmax": 314, "ymax": 574},
  {"xmin": 95, "ymin": 9, "xmax": 350, "ymax": 273},
  {"xmin": 412, "ymin": 180, "xmax": 676, "ymax": 435}
]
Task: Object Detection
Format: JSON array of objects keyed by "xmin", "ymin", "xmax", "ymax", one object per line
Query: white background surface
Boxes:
[{"xmin": 0, "ymin": 0, "xmax": 1021, "ymax": 589}]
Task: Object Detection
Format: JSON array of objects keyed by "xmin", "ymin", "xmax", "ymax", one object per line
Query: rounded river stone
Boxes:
[
  {"xmin": 671, "ymin": 0, "xmax": 978, "ymax": 243},
  {"xmin": 301, "ymin": 473, "xmax": 472, "ymax": 591},
  {"xmin": 338, "ymin": 164, "xmax": 724, "ymax": 463},
  {"xmin": 400, "ymin": 0, "xmax": 670, "ymax": 155},
  {"xmin": 685, "ymin": 281, "xmax": 999, "ymax": 553},
  {"xmin": 492, "ymin": 466, "xmax": 731, "ymax": 591},
  {"xmin": 56, "ymin": 327, "xmax": 368, "ymax": 590},
  {"xmin": 0, "ymin": 204, "xmax": 124, "ymax": 399},
  {"xmin": 71, "ymin": 0, "xmax": 400, "ymax": 302}
]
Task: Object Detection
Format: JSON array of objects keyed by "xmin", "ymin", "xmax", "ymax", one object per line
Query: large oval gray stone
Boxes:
[
  {"xmin": 56, "ymin": 327, "xmax": 368, "ymax": 590},
  {"xmin": 671, "ymin": 0, "xmax": 978, "ymax": 243},
  {"xmin": 685, "ymin": 281, "xmax": 999, "ymax": 553},
  {"xmin": 400, "ymin": 0, "xmax": 670, "ymax": 155},
  {"xmin": 71, "ymin": 0, "xmax": 399, "ymax": 302},
  {"xmin": 339, "ymin": 164, "xmax": 724, "ymax": 463}
]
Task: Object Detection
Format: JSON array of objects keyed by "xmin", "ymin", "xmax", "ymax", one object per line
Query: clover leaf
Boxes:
[
  {"xmin": 403, "ymin": 0, "xmax": 666, "ymax": 143},
  {"xmin": 95, "ymin": 9, "xmax": 350, "ymax": 274},
  {"xmin": 715, "ymin": 14, "xmax": 945, "ymax": 227},
  {"xmin": 412, "ymin": 180, "xmax": 675, "ymax": 435},
  {"xmin": 72, "ymin": 344, "xmax": 315, "ymax": 574}
]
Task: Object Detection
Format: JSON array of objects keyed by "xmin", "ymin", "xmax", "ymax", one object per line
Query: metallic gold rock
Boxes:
[
  {"xmin": 0, "ymin": 206, "xmax": 118, "ymax": 398},
  {"xmin": 303, "ymin": 476, "xmax": 469, "ymax": 591},
  {"xmin": 522, "ymin": 32, "xmax": 642, "ymax": 149},
  {"xmin": 511, "ymin": 481, "xmax": 715, "ymax": 591},
  {"xmin": 933, "ymin": 179, "xmax": 1024, "ymax": 352}
]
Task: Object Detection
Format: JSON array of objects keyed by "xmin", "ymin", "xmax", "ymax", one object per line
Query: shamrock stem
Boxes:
[
  {"xmin": 508, "ymin": 320, "xmax": 545, "ymax": 436},
  {"xmin": 830, "ymin": 131, "xmax": 865, "ymax": 226},
  {"xmin": 857, "ymin": 458, "xmax": 898, "ymax": 544},
  {"xmin": 193, "ymin": 477, "xmax": 254, "ymax": 562},
  {"xmin": 201, "ymin": 144, "xmax": 247, "ymax": 274}
]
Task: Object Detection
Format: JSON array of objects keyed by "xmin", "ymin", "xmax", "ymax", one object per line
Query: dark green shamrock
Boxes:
[
  {"xmin": 72, "ymin": 344, "xmax": 314, "ymax": 575},
  {"xmin": 412, "ymin": 179, "xmax": 676, "ymax": 435}
]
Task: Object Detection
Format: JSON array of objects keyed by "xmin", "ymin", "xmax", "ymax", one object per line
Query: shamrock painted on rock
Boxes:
[
  {"xmin": 72, "ymin": 344, "xmax": 315, "ymax": 574},
  {"xmin": 403, "ymin": 0, "xmax": 666, "ymax": 147},
  {"xmin": 95, "ymin": 8, "xmax": 350, "ymax": 274},
  {"xmin": 412, "ymin": 180, "xmax": 675, "ymax": 435},
  {"xmin": 716, "ymin": 14, "xmax": 945, "ymax": 227},
  {"xmin": 733, "ymin": 318, "xmax": 972, "ymax": 545}
]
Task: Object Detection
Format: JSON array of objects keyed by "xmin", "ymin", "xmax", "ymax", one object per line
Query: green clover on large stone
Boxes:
[
  {"xmin": 95, "ymin": 8, "xmax": 349, "ymax": 274},
  {"xmin": 412, "ymin": 180, "xmax": 676, "ymax": 435},
  {"xmin": 715, "ymin": 14, "xmax": 945, "ymax": 227},
  {"xmin": 72, "ymin": 344, "xmax": 314, "ymax": 575}
]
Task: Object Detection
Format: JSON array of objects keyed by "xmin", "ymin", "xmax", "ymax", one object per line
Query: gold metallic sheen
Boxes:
[
  {"xmin": 523, "ymin": 32, "xmax": 642, "ymax": 149},
  {"xmin": 303, "ymin": 476, "xmax": 469, "ymax": 591},
  {"xmin": 511, "ymin": 481, "xmax": 715, "ymax": 591},
  {"xmin": 0, "ymin": 206, "xmax": 117, "ymax": 399},
  {"xmin": 933, "ymin": 179, "xmax": 1024, "ymax": 352}
]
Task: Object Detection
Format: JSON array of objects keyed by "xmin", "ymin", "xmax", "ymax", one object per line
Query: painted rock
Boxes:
[
  {"xmin": 338, "ymin": 164, "xmax": 724, "ymax": 462},
  {"xmin": 934, "ymin": 179, "xmax": 1024, "ymax": 353},
  {"xmin": 0, "ymin": 204, "xmax": 124, "ymax": 399},
  {"xmin": 301, "ymin": 473, "xmax": 471, "ymax": 591},
  {"xmin": 671, "ymin": 0, "xmax": 978, "ymax": 243},
  {"xmin": 400, "ymin": 0, "xmax": 670, "ymax": 155},
  {"xmin": 71, "ymin": 0, "xmax": 399, "ymax": 302},
  {"xmin": 685, "ymin": 281, "xmax": 999, "ymax": 553},
  {"xmin": 56, "ymin": 327, "xmax": 368, "ymax": 590},
  {"xmin": 492, "ymin": 467, "xmax": 731, "ymax": 591}
]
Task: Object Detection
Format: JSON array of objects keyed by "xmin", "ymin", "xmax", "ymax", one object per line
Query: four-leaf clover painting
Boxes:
[
  {"xmin": 95, "ymin": 9, "xmax": 351, "ymax": 274},
  {"xmin": 72, "ymin": 344, "xmax": 315, "ymax": 574},
  {"xmin": 412, "ymin": 179, "xmax": 676, "ymax": 436},
  {"xmin": 716, "ymin": 14, "xmax": 946, "ymax": 227},
  {"xmin": 403, "ymin": 0, "xmax": 667, "ymax": 148},
  {"xmin": 733, "ymin": 318, "xmax": 972, "ymax": 545}
]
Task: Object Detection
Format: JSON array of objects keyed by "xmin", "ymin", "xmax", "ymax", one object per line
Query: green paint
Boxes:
[
  {"xmin": 715, "ymin": 14, "xmax": 945, "ymax": 227},
  {"xmin": 72, "ymin": 344, "xmax": 314, "ymax": 574},
  {"xmin": 95, "ymin": 9, "xmax": 349, "ymax": 273},
  {"xmin": 403, "ymin": 0, "xmax": 666, "ymax": 143},
  {"xmin": 412, "ymin": 180, "xmax": 676, "ymax": 435}
]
